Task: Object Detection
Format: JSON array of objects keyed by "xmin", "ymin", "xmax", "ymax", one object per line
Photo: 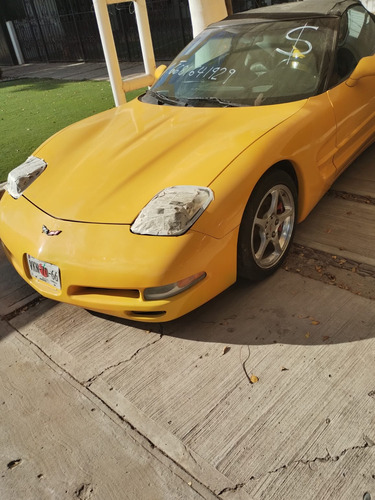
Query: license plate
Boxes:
[{"xmin": 27, "ymin": 255, "xmax": 61, "ymax": 290}]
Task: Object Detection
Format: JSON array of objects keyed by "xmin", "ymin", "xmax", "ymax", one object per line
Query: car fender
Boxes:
[{"xmin": 193, "ymin": 92, "xmax": 338, "ymax": 239}]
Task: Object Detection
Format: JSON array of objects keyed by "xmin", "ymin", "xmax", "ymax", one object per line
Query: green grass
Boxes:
[{"xmin": 0, "ymin": 79, "xmax": 145, "ymax": 182}]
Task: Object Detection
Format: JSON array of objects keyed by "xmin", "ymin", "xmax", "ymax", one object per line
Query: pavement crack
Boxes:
[
  {"xmin": 295, "ymin": 440, "xmax": 373, "ymax": 467},
  {"xmin": 84, "ymin": 334, "xmax": 163, "ymax": 387},
  {"xmin": 296, "ymin": 449, "xmax": 339, "ymax": 466},
  {"xmin": 244, "ymin": 439, "xmax": 375, "ymax": 483},
  {"xmin": 217, "ymin": 483, "xmax": 245, "ymax": 496}
]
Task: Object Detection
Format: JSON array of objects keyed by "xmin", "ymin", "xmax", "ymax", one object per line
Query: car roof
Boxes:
[{"xmin": 219, "ymin": 0, "xmax": 363, "ymax": 24}]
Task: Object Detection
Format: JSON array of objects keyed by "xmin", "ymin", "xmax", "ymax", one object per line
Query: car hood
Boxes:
[{"xmin": 26, "ymin": 97, "xmax": 304, "ymax": 224}]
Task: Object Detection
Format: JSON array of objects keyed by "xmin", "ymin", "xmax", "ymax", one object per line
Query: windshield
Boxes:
[{"xmin": 147, "ymin": 17, "xmax": 336, "ymax": 107}]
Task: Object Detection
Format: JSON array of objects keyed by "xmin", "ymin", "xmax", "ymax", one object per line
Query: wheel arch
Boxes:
[
  {"xmin": 247, "ymin": 159, "xmax": 303, "ymax": 222},
  {"xmin": 257, "ymin": 160, "xmax": 299, "ymax": 196},
  {"xmin": 194, "ymin": 157, "xmax": 302, "ymax": 240},
  {"xmin": 237, "ymin": 165, "xmax": 298, "ymax": 281}
]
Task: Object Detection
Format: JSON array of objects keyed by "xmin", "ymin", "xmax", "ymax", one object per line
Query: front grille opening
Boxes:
[
  {"xmin": 129, "ymin": 311, "xmax": 166, "ymax": 317},
  {"xmin": 69, "ymin": 287, "xmax": 140, "ymax": 299}
]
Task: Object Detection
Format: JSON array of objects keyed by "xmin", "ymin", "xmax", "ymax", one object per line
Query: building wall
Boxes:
[{"xmin": 362, "ymin": 0, "xmax": 375, "ymax": 11}]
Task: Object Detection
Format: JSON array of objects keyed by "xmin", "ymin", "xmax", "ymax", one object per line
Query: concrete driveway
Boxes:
[{"xmin": 1, "ymin": 145, "xmax": 375, "ymax": 500}]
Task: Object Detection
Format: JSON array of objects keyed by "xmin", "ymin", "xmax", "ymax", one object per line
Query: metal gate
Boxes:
[
  {"xmin": 0, "ymin": 23, "xmax": 14, "ymax": 65},
  {"xmin": 6, "ymin": 0, "xmax": 296, "ymax": 64},
  {"xmin": 10, "ymin": 0, "xmax": 193, "ymax": 63}
]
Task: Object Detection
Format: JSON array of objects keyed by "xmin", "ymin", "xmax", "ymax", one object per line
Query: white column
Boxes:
[
  {"xmin": 188, "ymin": 0, "xmax": 228, "ymax": 38},
  {"xmin": 92, "ymin": 0, "xmax": 125, "ymax": 106},
  {"xmin": 6, "ymin": 21, "xmax": 25, "ymax": 65},
  {"xmin": 121, "ymin": 0, "xmax": 156, "ymax": 93},
  {"xmin": 133, "ymin": 0, "xmax": 156, "ymax": 78},
  {"xmin": 93, "ymin": 0, "xmax": 157, "ymax": 105},
  {"xmin": 362, "ymin": 0, "xmax": 375, "ymax": 11}
]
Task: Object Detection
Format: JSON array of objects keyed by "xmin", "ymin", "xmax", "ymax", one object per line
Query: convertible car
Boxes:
[{"xmin": 1, "ymin": 0, "xmax": 375, "ymax": 322}]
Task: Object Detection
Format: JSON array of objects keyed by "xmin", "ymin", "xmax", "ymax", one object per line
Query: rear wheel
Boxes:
[{"xmin": 237, "ymin": 170, "xmax": 297, "ymax": 281}]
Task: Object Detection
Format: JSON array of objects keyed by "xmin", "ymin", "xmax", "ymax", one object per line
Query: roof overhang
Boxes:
[{"xmin": 222, "ymin": 0, "xmax": 362, "ymax": 23}]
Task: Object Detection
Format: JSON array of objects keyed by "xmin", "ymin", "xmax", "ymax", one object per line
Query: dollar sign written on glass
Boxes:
[{"xmin": 276, "ymin": 24, "xmax": 319, "ymax": 62}]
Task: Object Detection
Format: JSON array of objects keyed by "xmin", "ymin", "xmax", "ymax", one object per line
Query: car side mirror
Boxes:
[
  {"xmin": 346, "ymin": 54, "xmax": 375, "ymax": 87},
  {"xmin": 154, "ymin": 65, "xmax": 167, "ymax": 82}
]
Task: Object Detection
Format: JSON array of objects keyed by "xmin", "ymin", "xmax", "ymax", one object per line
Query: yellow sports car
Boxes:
[{"xmin": 1, "ymin": 0, "xmax": 375, "ymax": 322}]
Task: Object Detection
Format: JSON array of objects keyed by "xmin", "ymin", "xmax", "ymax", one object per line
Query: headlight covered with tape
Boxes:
[
  {"xmin": 131, "ymin": 185, "xmax": 214, "ymax": 236},
  {"xmin": 7, "ymin": 156, "xmax": 47, "ymax": 199}
]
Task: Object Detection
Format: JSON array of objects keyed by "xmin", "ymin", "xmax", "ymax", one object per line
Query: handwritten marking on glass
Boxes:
[
  {"xmin": 171, "ymin": 63, "xmax": 236, "ymax": 84},
  {"xmin": 276, "ymin": 24, "xmax": 319, "ymax": 63}
]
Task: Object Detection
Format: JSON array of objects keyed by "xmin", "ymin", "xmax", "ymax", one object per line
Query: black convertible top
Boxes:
[{"xmin": 225, "ymin": 0, "xmax": 363, "ymax": 21}]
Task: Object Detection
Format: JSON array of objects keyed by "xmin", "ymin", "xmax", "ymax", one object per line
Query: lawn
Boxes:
[{"xmin": 0, "ymin": 79, "xmax": 144, "ymax": 182}]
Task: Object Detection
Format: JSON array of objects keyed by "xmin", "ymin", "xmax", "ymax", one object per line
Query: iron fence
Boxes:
[
  {"xmin": 10, "ymin": 0, "xmax": 193, "ymax": 63},
  {"xmin": 0, "ymin": 24, "xmax": 14, "ymax": 65},
  {"xmin": 4, "ymin": 0, "xmax": 296, "ymax": 64}
]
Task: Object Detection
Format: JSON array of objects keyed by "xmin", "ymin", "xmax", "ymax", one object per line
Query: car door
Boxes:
[{"xmin": 327, "ymin": 5, "xmax": 375, "ymax": 173}]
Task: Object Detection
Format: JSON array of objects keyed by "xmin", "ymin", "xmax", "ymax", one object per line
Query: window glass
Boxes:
[
  {"xmin": 334, "ymin": 6, "xmax": 375, "ymax": 83},
  {"xmin": 348, "ymin": 7, "xmax": 366, "ymax": 39},
  {"xmin": 150, "ymin": 18, "xmax": 335, "ymax": 107}
]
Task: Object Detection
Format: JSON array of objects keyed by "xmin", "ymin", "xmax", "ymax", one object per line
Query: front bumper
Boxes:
[{"xmin": 0, "ymin": 193, "xmax": 238, "ymax": 322}]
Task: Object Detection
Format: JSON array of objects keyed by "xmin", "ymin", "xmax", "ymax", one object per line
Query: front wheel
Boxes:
[{"xmin": 237, "ymin": 170, "xmax": 297, "ymax": 281}]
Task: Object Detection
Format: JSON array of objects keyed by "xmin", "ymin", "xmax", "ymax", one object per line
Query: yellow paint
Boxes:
[
  {"xmin": 0, "ymin": 193, "xmax": 237, "ymax": 322},
  {"xmin": 1, "ymin": 69, "xmax": 375, "ymax": 321}
]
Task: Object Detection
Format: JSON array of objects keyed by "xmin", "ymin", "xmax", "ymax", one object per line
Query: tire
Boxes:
[{"xmin": 237, "ymin": 170, "xmax": 297, "ymax": 281}]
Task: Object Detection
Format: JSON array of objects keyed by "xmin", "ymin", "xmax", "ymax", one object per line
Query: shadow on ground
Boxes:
[{"xmin": 90, "ymin": 269, "xmax": 375, "ymax": 347}]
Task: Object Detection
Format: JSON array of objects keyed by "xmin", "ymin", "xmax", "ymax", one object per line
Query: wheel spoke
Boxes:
[
  {"xmin": 277, "ymin": 207, "xmax": 293, "ymax": 224},
  {"xmin": 272, "ymin": 237, "xmax": 283, "ymax": 256},
  {"xmin": 254, "ymin": 216, "xmax": 267, "ymax": 230},
  {"xmin": 255, "ymin": 233, "xmax": 268, "ymax": 262},
  {"xmin": 264, "ymin": 189, "xmax": 280, "ymax": 218}
]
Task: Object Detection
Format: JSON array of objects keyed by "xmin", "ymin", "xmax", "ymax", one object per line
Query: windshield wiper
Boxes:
[
  {"xmin": 184, "ymin": 96, "xmax": 243, "ymax": 108},
  {"xmin": 147, "ymin": 91, "xmax": 242, "ymax": 108},
  {"xmin": 147, "ymin": 90, "xmax": 186, "ymax": 107}
]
